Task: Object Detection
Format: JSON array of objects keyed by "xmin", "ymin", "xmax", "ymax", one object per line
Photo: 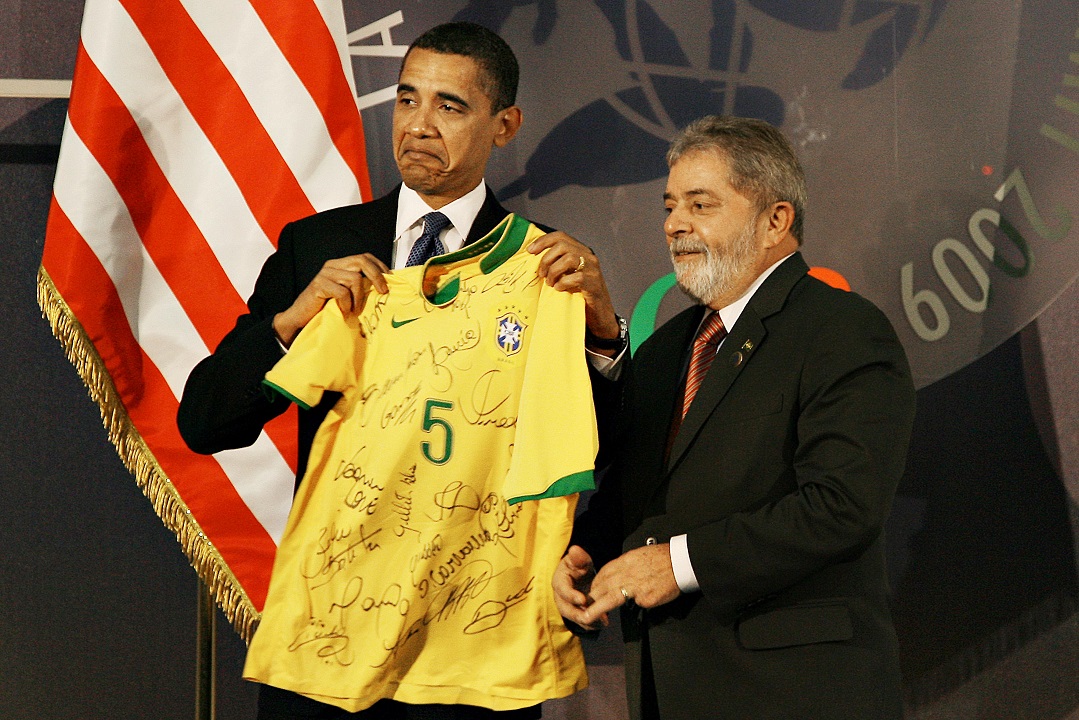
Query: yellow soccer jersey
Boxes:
[{"xmin": 244, "ymin": 214, "xmax": 596, "ymax": 712}]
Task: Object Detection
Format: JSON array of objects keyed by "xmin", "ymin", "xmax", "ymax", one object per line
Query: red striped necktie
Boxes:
[{"xmin": 682, "ymin": 312, "xmax": 727, "ymax": 419}]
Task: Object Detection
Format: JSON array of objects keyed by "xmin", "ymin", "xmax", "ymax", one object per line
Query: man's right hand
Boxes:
[
  {"xmin": 552, "ymin": 545, "xmax": 608, "ymax": 631},
  {"xmin": 272, "ymin": 253, "xmax": 390, "ymax": 347},
  {"xmin": 528, "ymin": 232, "xmax": 621, "ymax": 355}
]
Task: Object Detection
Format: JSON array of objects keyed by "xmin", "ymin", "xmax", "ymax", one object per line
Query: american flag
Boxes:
[{"xmin": 38, "ymin": 0, "xmax": 374, "ymax": 638}]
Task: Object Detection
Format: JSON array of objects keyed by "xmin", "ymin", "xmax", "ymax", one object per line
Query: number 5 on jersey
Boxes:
[{"xmin": 421, "ymin": 399, "xmax": 454, "ymax": 465}]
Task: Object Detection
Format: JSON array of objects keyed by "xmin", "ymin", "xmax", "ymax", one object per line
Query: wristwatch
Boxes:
[{"xmin": 586, "ymin": 314, "xmax": 628, "ymax": 352}]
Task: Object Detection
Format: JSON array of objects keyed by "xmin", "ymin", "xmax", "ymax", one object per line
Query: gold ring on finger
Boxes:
[{"xmin": 576, "ymin": 256, "xmax": 586, "ymax": 273}]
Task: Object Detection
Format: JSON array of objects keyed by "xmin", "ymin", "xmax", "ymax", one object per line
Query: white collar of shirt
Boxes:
[
  {"xmin": 392, "ymin": 181, "xmax": 488, "ymax": 269},
  {"xmin": 713, "ymin": 252, "xmax": 796, "ymax": 333}
]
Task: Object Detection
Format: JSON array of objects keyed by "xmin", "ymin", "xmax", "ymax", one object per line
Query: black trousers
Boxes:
[
  {"xmin": 256, "ymin": 685, "xmax": 542, "ymax": 720},
  {"xmin": 639, "ymin": 627, "xmax": 660, "ymax": 720}
]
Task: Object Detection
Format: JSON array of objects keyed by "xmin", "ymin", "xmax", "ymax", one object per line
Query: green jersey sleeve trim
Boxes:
[
  {"xmin": 506, "ymin": 470, "xmax": 595, "ymax": 505},
  {"xmin": 261, "ymin": 378, "xmax": 313, "ymax": 411}
]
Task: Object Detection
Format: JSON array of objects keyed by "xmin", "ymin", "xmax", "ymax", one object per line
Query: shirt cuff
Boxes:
[
  {"xmin": 670, "ymin": 534, "xmax": 700, "ymax": 593},
  {"xmin": 586, "ymin": 344, "xmax": 627, "ymax": 380},
  {"xmin": 270, "ymin": 320, "xmax": 289, "ymax": 355}
]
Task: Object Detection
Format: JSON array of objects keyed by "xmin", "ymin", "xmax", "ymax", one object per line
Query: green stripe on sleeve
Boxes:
[
  {"xmin": 507, "ymin": 470, "xmax": 596, "ymax": 505},
  {"xmin": 262, "ymin": 379, "xmax": 313, "ymax": 411}
]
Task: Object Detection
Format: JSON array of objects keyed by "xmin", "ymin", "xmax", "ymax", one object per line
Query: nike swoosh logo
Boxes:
[{"xmin": 391, "ymin": 316, "xmax": 419, "ymax": 328}]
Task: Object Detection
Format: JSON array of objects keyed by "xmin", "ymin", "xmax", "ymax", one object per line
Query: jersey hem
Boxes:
[{"xmin": 243, "ymin": 676, "xmax": 587, "ymax": 713}]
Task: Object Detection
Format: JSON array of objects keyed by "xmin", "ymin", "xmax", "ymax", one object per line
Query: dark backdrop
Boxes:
[{"xmin": 4, "ymin": 2, "xmax": 1079, "ymax": 719}]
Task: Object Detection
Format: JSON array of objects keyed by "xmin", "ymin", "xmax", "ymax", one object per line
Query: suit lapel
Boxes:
[
  {"xmin": 369, "ymin": 187, "xmax": 400, "ymax": 263},
  {"xmin": 322, "ymin": 186, "xmax": 400, "ymax": 264},
  {"xmin": 651, "ymin": 306, "xmax": 706, "ymax": 435},
  {"xmin": 666, "ymin": 253, "xmax": 809, "ymax": 473},
  {"xmin": 467, "ymin": 187, "xmax": 510, "ymax": 243},
  {"xmin": 628, "ymin": 307, "xmax": 701, "ymax": 516}
]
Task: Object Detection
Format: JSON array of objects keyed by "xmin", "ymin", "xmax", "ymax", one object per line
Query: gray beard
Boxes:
[{"xmin": 670, "ymin": 220, "xmax": 758, "ymax": 306}]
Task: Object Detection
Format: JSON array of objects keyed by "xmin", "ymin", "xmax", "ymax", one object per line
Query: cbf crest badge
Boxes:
[{"xmin": 495, "ymin": 312, "xmax": 527, "ymax": 356}]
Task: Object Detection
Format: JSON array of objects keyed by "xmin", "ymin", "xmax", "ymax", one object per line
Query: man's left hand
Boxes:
[
  {"xmin": 579, "ymin": 543, "xmax": 681, "ymax": 627},
  {"xmin": 529, "ymin": 231, "xmax": 620, "ymax": 350}
]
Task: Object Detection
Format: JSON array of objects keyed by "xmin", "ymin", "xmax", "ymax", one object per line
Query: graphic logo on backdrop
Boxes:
[
  {"xmin": 452, "ymin": 0, "xmax": 948, "ymax": 353},
  {"xmin": 351, "ymin": 2, "xmax": 1079, "ymax": 387},
  {"xmin": 454, "ymin": 0, "xmax": 948, "ymax": 201}
]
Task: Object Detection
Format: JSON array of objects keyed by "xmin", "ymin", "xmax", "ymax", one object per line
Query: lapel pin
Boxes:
[
  {"xmin": 741, "ymin": 339, "xmax": 754, "ymax": 352},
  {"xmin": 730, "ymin": 351, "xmax": 744, "ymax": 367}
]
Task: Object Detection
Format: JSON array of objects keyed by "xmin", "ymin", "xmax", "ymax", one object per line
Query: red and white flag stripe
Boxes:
[{"xmin": 41, "ymin": 0, "xmax": 371, "ymax": 620}]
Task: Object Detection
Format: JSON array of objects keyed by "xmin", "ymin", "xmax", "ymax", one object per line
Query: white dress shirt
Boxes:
[{"xmin": 392, "ymin": 180, "xmax": 488, "ymax": 269}]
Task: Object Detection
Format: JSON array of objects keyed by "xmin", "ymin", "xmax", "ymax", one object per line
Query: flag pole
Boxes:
[{"xmin": 195, "ymin": 579, "xmax": 217, "ymax": 720}]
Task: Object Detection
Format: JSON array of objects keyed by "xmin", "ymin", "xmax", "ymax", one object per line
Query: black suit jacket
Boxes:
[
  {"xmin": 576, "ymin": 253, "xmax": 916, "ymax": 720},
  {"xmin": 177, "ymin": 185, "xmax": 511, "ymax": 483}
]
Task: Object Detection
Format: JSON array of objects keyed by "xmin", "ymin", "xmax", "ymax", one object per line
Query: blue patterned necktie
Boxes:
[{"xmin": 405, "ymin": 211, "xmax": 451, "ymax": 267}]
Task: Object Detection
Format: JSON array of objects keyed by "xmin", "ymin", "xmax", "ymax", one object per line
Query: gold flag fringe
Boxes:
[{"xmin": 37, "ymin": 265, "xmax": 260, "ymax": 643}]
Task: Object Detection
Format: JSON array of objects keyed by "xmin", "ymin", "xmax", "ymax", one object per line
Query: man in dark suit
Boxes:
[
  {"xmin": 553, "ymin": 115, "xmax": 917, "ymax": 720},
  {"xmin": 179, "ymin": 21, "xmax": 619, "ymax": 720}
]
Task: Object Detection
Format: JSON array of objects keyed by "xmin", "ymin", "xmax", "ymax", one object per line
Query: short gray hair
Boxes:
[{"xmin": 667, "ymin": 115, "xmax": 807, "ymax": 243}]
